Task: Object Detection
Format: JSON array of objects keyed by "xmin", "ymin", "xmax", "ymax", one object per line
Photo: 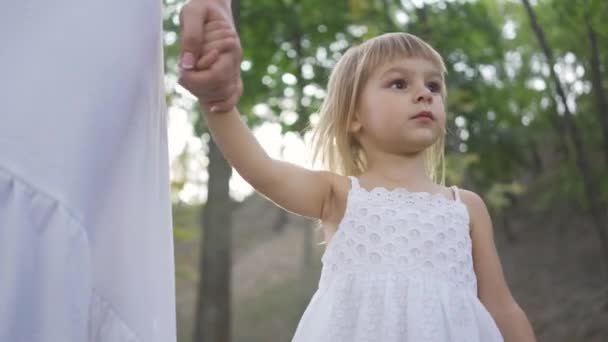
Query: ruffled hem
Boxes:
[
  {"xmin": 0, "ymin": 165, "xmax": 141, "ymax": 342},
  {"xmin": 292, "ymin": 272, "xmax": 503, "ymax": 342},
  {"xmin": 0, "ymin": 165, "xmax": 92, "ymax": 341},
  {"xmin": 88, "ymin": 292, "xmax": 140, "ymax": 342}
]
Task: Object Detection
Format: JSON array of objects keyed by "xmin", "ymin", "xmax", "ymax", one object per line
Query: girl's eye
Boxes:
[
  {"xmin": 389, "ymin": 79, "xmax": 407, "ymax": 89},
  {"xmin": 427, "ymin": 81, "xmax": 442, "ymax": 93}
]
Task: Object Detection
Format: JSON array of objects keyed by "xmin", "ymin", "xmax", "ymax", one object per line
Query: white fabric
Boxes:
[
  {"xmin": 292, "ymin": 177, "xmax": 503, "ymax": 341},
  {"xmin": 0, "ymin": 1, "xmax": 176, "ymax": 341}
]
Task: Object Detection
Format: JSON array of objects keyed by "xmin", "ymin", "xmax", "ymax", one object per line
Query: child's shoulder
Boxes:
[
  {"xmin": 456, "ymin": 187, "xmax": 485, "ymax": 207},
  {"xmin": 453, "ymin": 187, "xmax": 492, "ymax": 229}
]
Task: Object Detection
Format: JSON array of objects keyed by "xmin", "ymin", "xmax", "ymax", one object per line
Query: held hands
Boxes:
[{"xmin": 178, "ymin": 0, "xmax": 242, "ymax": 113}]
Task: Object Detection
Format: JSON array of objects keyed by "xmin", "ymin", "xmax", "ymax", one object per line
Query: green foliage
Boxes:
[
  {"xmin": 238, "ymin": 0, "xmax": 354, "ymax": 133},
  {"xmin": 485, "ymin": 181, "xmax": 526, "ymax": 212},
  {"xmin": 163, "ymin": 0, "xmax": 608, "ymax": 212},
  {"xmin": 444, "ymin": 152, "xmax": 480, "ymax": 186}
]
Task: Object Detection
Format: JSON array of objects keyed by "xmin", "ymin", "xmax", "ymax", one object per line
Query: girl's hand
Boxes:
[{"xmin": 192, "ymin": 20, "xmax": 236, "ymax": 69}]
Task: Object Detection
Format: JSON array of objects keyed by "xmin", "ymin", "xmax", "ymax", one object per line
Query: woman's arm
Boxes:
[{"xmin": 461, "ymin": 190, "xmax": 537, "ymax": 342}]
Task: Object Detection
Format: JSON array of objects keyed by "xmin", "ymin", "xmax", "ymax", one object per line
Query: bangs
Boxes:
[{"xmin": 357, "ymin": 32, "xmax": 447, "ymax": 86}]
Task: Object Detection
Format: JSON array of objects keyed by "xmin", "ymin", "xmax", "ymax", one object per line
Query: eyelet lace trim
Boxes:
[{"xmin": 348, "ymin": 178, "xmax": 469, "ymax": 220}]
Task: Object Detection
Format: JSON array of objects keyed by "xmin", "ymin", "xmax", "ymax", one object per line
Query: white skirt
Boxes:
[{"xmin": 0, "ymin": 0, "xmax": 176, "ymax": 341}]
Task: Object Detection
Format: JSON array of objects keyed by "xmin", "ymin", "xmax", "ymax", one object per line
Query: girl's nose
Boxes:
[
  {"xmin": 414, "ymin": 87, "xmax": 433, "ymax": 103},
  {"xmin": 414, "ymin": 82, "xmax": 433, "ymax": 103}
]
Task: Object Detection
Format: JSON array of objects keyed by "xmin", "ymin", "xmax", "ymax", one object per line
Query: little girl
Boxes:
[{"xmin": 182, "ymin": 24, "xmax": 536, "ymax": 341}]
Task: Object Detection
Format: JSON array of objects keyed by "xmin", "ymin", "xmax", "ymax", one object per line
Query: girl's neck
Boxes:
[{"xmin": 362, "ymin": 151, "xmax": 436, "ymax": 190}]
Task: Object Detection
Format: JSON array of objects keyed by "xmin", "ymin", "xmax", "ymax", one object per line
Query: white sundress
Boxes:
[
  {"xmin": 292, "ymin": 177, "xmax": 503, "ymax": 341},
  {"xmin": 0, "ymin": 1, "xmax": 175, "ymax": 341}
]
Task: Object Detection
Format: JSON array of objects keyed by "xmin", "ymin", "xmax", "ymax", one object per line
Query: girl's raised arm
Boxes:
[{"xmin": 205, "ymin": 108, "xmax": 337, "ymax": 220}]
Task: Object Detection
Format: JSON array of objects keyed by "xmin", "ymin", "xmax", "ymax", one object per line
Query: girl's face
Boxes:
[{"xmin": 352, "ymin": 57, "xmax": 446, "ymax": 156}]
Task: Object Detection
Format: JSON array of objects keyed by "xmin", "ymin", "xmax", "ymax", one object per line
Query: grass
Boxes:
[{"xmin": 232, "ymin": 273, "xmax": 319, "ymax": 342}]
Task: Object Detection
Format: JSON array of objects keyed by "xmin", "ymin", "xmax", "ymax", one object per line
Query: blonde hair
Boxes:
[{"xmin": 311, "ymin": 32, "xmax": 448, "ymax": 185}]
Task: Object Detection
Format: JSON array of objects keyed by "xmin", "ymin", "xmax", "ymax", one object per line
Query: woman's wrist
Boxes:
[
  {"xmin": 207, "ymin": 0, "xmax": 233, "ymax": 25},
  {"xmin": 199, "ymin": 0, "xmax": 231, "ymax": 11}
]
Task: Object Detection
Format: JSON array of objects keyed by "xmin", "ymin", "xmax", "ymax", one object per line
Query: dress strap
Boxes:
[
  {"xmin": 348, "ymin": 176, "xmax": 361, "ymax": 191},
  {"xmin": 451, "ymin": 185, "xmax": 461, "ymax": 202}
]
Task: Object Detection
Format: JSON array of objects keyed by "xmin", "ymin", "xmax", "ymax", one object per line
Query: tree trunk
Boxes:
[
  {"xmin": 194, "ymin": 2, "xmax": 240, "ymax": 341},
  {"xmin": 585, "ymin": 19, "xmax": 608, "ymax": 166},
  {"xmin": 194, "ymin": 139, "xmax": 233, "ymax": 342},
  {"xmin": 500, "ymin": 195, "xmax": 519, "ymax": 243},
  {"xmin": 529, "ymin": 138, "xmax": 544, "ymax": 174},
  {"xmin": 288, "ymin": 3, "xmax": 316, "ymax": 298},
  {"xmin": 521, "ymin": 0, "xmax": 608, "ymax": 279},
  {"xmin": 501, "ymin": 211, "xmax": 518, "ymax": 243},
  {"xmin": 543, "ymin": 87, "xmax": 571, "ymax": 162}
]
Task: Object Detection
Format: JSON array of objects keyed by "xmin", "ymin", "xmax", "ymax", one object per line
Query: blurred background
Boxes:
[{"xmin": 161, "ymin": 0, "xmax": 608, "ymax": 341}]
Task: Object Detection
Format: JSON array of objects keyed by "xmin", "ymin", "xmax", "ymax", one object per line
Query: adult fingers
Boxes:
[
  {"xmin": 203, "ymin": 19, "xmax": 232, "ymax": 33},
  {"xmin": 195, "ymin": 49, "xmax": 219, "ymax": 70},
  {"xmin": 178, "ymin": 70, "xmax": 233, "ymax": 100},
  {"xmin": 203, "ymin": 28, "xmax": 237, "ymax": 45},
  {"xmin": 202, "ymin": 37, "xmax": 240, "ymax": 55},
  {"xmin": 206, "ymin": 5, "xmax": 235, "ymax": 27},
  {"xmin": 179, "ymin": 1, "xmax": 206, "ymax": 69}
]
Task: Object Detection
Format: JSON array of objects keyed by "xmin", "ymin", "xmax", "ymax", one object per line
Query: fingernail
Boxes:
[
  {"xmin": 210, "ymin": 106, "xmax": 218, "ymax": 113},
  {"xmin": 181, "ymin": 52, "xmax": 195, "ymax": 69}
]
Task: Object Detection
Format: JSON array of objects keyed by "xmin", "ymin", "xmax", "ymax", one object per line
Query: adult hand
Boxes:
[{"xmin": 178, "ymin": 0, "xmax": 242, "ymax": 112}]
